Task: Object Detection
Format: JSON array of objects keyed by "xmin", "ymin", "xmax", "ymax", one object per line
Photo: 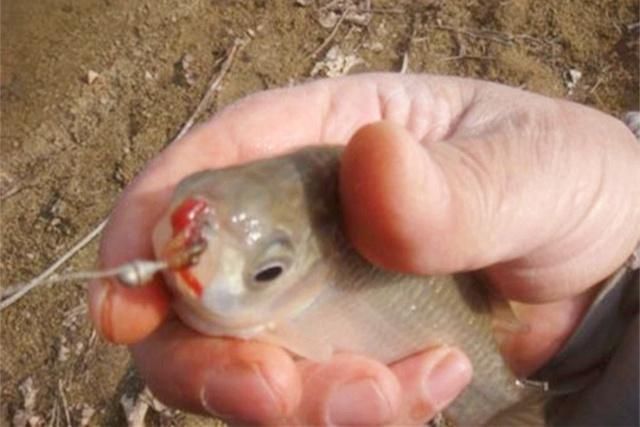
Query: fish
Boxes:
[{"xmin": 151, "ymin": 146, "xmax": 545, "ymax": 426}]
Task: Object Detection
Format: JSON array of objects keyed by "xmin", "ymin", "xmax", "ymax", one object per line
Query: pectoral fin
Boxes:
[{"xmin": 489, "ymin": 296, "xmax": 530, "ymax": 346}]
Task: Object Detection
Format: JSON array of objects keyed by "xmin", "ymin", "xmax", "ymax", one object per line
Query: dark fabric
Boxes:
[
  {"xmin": 536, "ymin": 268, "xmax": 637, "ymax": 382},
  {"xmin": 547, "ymin": 313, "xmax": 638, "ymax": 426},
  {"xmin": 542, "ymin": 268, "xmax": 639, "ymax": 426}
]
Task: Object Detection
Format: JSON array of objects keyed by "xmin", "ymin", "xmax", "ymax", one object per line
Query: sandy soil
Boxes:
[{"xmin": 1, "ymin": 1, "xmax": 638, "ymax": 425}]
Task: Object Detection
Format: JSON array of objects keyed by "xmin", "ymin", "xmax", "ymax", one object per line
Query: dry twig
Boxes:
[
  {"xmin": 439, "ymin": 55, "xmax": 496, "ymax": 62},
  {"xmin": 58, "ymin": 381, "xmax": 72, "ymax": 427},
  {"xmin": 46, "ymin": 401, "xmax": 59, "ymax": 427},
  {"xmin": 417, "ymin": 25, "xmax": 554, "ymax": 48},
  {"xmin": 400, "ymin": 13, "xmax": 420, "ymax": 74},
  {"xmin": 416, "ymin": 25, "xmax": 510, "ymax": 45},
  {"xmin": 308, "ymin": 8, "xmax": 350, "ymax": 59},
  {"xmin": 589, "ymin": 65, "xmax": 611, "ymax": 95},
  {"xmin": 170, "ymin": 38, "xmax": 245, "ymax": 145},
  {"xmin": 0, "ymin": 219, "xmax": 108, "ymax": 311},
  {"xmin": 400, "ymin": 52, "xmax": 409, "ymax": 73},
  {"xmin": 121, "ymin": 389, "xmax": 151, "ymax": 427},
  {"xmin": 319, "ymin": 1, "xmax": 402, "ymax": 16},
  {"xmin": 0, "ymin": 184, "xmax": 22, "ymax": 201}
]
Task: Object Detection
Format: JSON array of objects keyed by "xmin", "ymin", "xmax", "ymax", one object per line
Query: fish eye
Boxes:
[
  {"xmin": 253, "ymin": 262, "xmax": 285, "ymax": 282},
  {"xmin": 247, "ymin": 231, "xmax": 293, "ymax": 287}
]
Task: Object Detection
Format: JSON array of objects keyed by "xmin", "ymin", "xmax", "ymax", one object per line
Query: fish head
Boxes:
[{"xmin": 152, "ymin": 152, "xmax": 338, "ymax": 337}]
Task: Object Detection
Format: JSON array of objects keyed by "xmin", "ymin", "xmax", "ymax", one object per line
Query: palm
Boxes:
[{"xmin": 89, "ymin": 73, "xmax": 640, "ymax": 425}]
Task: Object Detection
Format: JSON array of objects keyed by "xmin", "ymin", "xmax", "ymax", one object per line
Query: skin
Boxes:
[{"xmin": 87, "ymin": 73, "xmax": 640, "ymax": 426}]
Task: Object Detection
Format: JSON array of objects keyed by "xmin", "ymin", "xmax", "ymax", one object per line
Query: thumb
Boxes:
[{"xmin": 340, "ymin": 117, "xmax": 640, "ymax": 302}]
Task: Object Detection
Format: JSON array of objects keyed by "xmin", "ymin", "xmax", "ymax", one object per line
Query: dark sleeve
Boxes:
[{"xmin": 546, "ymin": 313, "xmax": 638, "ymax": 426}]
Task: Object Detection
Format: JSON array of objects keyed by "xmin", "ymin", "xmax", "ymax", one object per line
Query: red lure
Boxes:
[{"xmin": 168, "ymin": 197, "xmax": 210, "ymax": 297}]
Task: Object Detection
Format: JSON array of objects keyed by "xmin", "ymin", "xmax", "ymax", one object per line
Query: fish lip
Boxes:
[{"xmin": 173, "ymin": 296, "xmax": 269, "ymax": 338}]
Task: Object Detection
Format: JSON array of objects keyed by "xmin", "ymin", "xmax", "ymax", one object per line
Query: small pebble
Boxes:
[
  {"xmin": 58, "ymin": 344, "xmax": 70, "ymax": 362},
  {"xmin": 86, "ymin": 70, "xmax": 100, "ymax": 85}
]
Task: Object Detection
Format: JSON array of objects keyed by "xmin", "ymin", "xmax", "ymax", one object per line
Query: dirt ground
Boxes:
[{"xmin": 1, "ymin": 0, "xmax": 638, "ymax": 425}]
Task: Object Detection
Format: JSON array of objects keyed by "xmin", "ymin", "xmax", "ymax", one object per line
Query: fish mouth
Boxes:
[
  {"xmin": 161, "ymin": 196, "xmax": 217, "ymax": 298},
  {"xmin": 171, "ymin": 296, "xmax": 272, "ymax": 339}
]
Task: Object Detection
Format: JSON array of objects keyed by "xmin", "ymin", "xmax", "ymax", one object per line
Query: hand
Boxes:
[{"xmin": 87, "ymin": 73, "xmax": 640, "ymax": 425}]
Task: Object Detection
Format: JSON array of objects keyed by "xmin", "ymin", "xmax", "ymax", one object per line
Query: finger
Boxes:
[
  {"xmin": 500, "ymin": 290, "xmax": 596, "ymax": 376},
  {"xmin": 87, "ymin": 178, "xmax": 177, "ymax": 344},
  {"xmin": 89, "ymin": 74, "xmax": 476, "ymax": 343},
  {"xmin": 88, "ymin": 277, "xmax": 169, "ymax": 344},
  {"xmin": 291, "ymin": 354, "xmax": 401, "ymax": 426},
  {"xmin": 391, "ymin": 347, "xmax": 472, "ymax": 425},
  {"xmin": 130, "ymin": 319, "xmax": 301, "ymax": 424},
  {"xmin": 341, "ymin": 109, "xmax": 640, "ymax": 302}
]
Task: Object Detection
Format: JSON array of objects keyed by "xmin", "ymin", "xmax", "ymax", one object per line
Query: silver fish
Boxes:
[{"xmin": 152, "ymin": 146, "xmax": 542, "ymax": 426}]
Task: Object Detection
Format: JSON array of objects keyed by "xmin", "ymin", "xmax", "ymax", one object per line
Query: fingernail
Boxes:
[
  {"xmin": 201, "ymin": 363, "xmax": 282, "ymax": 422},
  {"xmin": 328, "ymin": 379, "xmax": 392, "ymax": 426},
  {"xmin": 425, "ymin": 349, "xmax": 472, "ymax": 410}
]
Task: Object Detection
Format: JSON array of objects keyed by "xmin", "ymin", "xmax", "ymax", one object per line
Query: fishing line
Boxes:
[
  {"xmin": 0, "ymin": 260, "xmax": 168, "ymax": 311},
  {"xmin": 0, "ymin": 232, "xmax": 208, "ymax": 312}
]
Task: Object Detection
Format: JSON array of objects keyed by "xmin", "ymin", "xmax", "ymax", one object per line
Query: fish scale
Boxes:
[{"xmin": 294, "ymin": 242, "xmax": 528, "ymax": 424}]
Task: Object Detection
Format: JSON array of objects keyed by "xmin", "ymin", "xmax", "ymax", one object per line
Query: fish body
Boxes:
[{"xmin": 152, "ymin": 146, "xmax": 537, "ymax": 425}]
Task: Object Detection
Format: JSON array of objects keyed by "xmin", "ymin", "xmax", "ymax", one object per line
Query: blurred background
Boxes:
[{"xmin": 1, "ymin": 0, "xmax": 638, "ymax": 425}]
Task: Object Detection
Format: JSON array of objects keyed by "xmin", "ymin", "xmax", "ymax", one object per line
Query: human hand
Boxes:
[{"xmin": 87, "ymin": 73, "xmax": 640, "ymax": 425}]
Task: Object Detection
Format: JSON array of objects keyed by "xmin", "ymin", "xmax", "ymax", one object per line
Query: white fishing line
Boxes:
[
  {"xmin": 0, "ymin": 219, "xmax": 108, "ymax": 312},
  {"xmin": 0, "ymin": 258, "xmax": 168, "ymax": 311}
]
